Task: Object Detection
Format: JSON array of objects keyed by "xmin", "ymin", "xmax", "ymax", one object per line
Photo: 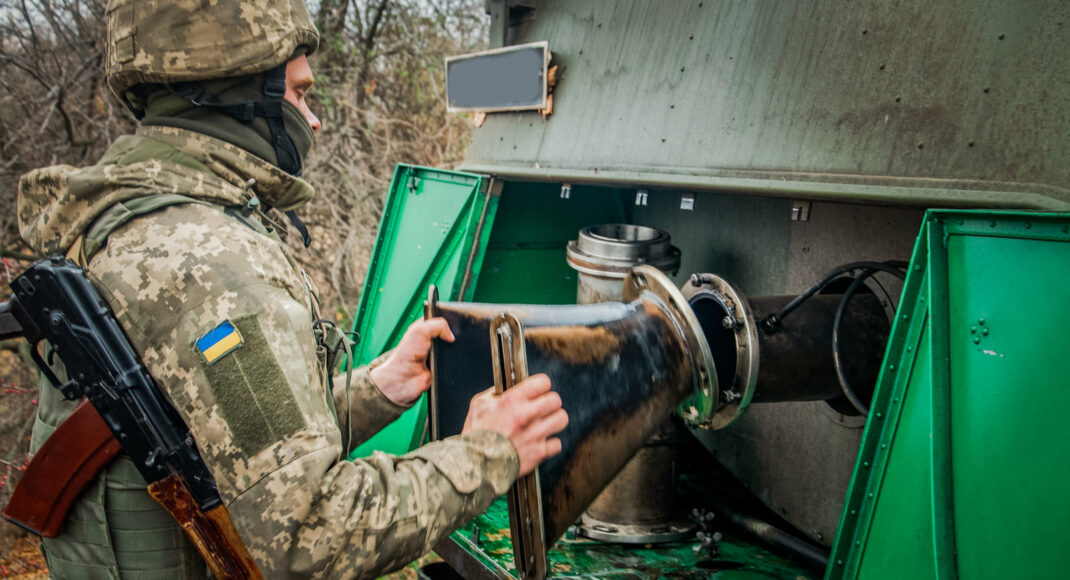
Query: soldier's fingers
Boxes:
[
  {"xmin": 541, "ymin": 437, "xmax": 563, "ymax": 462},
  {"xmin": 517, "ymin": 407, "xmax": 568, "ymax": 446},
  {"xmin": 532, "ymin": 408, "xmax": 569, "ymax": 440},
  {"xmin": 407, "ymin": 318, "xmax": 454, "ymax": 345},
  {"xmin": 421, "ymin": 317, "xmax": 455, "ymax": 342},
  {"xmin": 528, "ymin": 390, "xmax": 563, "ymax": 419},
  {"xmin": 508, "ymin": 374, "xmax": 551, "ymax": 401},
  {"xmin": 471, "ymin": 386, "xmax": 496, "ymax": 403}
]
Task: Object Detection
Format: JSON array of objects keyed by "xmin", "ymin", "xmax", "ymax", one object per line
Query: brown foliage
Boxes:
[{"xmin": 298, "ymin": 0, "xmax": 486, "ymax": 321}]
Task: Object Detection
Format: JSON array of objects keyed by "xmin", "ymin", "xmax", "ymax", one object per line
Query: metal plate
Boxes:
[{"xmin": 446, "ymin": 41, "xmax": 549, "ymax": 113}]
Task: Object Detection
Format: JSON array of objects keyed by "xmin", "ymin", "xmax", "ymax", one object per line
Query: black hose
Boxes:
[
  {"xmin": 760, "ymin": 261, "xmax": 907, "ymax": 334},
  {"xmin": 831, "ymin": 272, "xmax": 880, "ymax": 415},
  {"xmin": 762, "ymin": 260, "xmax": 907, "ymax": 415}
]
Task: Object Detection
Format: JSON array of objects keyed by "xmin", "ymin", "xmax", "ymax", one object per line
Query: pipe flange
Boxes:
[
  {"xmin": 622, "ymin": 266, "xmax": 719, "ymax": 425},
  {"xmin": 567, "ymin": 225, "xmax": 681, "ymax": 279},
  {"xmin": 577, "ymin": 514, "xmax": 697, "ymax": 544},
  {"xmin": 680, "ymin": 273, "xmax": 760, "ymax": 430}
]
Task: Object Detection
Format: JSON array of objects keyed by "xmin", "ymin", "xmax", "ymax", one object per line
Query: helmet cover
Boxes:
[{"xmin": 106, "ymin": 0, "xmax": 319, "ymax": 103}]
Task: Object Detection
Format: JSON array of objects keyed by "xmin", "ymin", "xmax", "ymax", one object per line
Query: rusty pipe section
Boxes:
[
  {"xmin": 746, "ymin": 294, "xmax": 888, "ymax": 404},
  {"xmin": 427, "ymin": 266, "xmax": 714, "ymax": 549}
]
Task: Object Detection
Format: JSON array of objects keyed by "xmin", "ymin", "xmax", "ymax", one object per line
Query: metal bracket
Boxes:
[
  {"xmin": 680, "ymin": 194, "xmax": 695, "ymax": 211},
  {"xmin": 791, "ymin": 200, "xmax": 812, "ymax": 222},
  {"xmin": 490, "ymin": 313, "xmax": 547, "ymax": 580},
  {"xmin": 560, "ymin": 183, "xmax": 571, "ymax": 199},
  {"xmin": 479, "ymin": 176, "xmax": 504, "ymax": 196},
  {"xmin": 635, "ymin": 189, "xmax": 649, "ymax": 206}
]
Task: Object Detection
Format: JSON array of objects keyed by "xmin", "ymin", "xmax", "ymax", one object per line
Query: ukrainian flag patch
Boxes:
[{"xmin": 196, "ymin": 320, "xmax": 243, "ymax": 365}]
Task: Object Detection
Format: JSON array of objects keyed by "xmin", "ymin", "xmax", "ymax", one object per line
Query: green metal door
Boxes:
[
  {"xmin": 348, "ymin": 164, "xmax": 498, "ymax": 458},
  {"xmin": 828, "ymin": 210, "xmax": 1070, "ymax": 579}
]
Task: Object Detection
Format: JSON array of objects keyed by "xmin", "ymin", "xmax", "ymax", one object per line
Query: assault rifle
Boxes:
[{"xmin": 0, "ymin": 257, "xmax": 261, "ymax": 579}]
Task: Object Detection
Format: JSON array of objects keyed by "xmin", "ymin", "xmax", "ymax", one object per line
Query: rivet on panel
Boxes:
[
  {"xmin": 867, "ymin": 492, "xmax": 874, "ymax": 499},
  {"xmin": 970, "ymin": 326, "xmax": 977, "ymax": 334},
  {"xmin": 979, "ymin": 317, "xmax": 986, "ymax": 325},
  {"xmin": 881, "ymin": 443, "xmax": 888, "ymax": 449},
  {"xmin": 850, "ymin": 510, "xmax": 857, "ymax": 516},
  {"xmin": 973, "ymin": 337, "xmax": 981, "ymax": 344},
  {"xmin": 893, "ymin": 397, "xmax": 900, "ymax": 403},
  {"xmin": 888, "ymin": 364, "xmax": 896, "ymax": 371},
  {"xmin": 876, "ymin": 412, "xmax": 883, "ymax": 419},
  {"xmin": 863, "ymin": 461, "xmax": 870, "ymax": 468},
  {"xmin": 982, "ymin": 328, "xmax": 989, "ymax": 336}
]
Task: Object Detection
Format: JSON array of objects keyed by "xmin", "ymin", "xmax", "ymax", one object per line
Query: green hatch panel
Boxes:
[
  {"xmin": 828, "ymin": 210, "xmax": 1070, "ymax": 579},
  {"xmin": 349, "ymin": 165, "xmax": 497, "ymax": 458}
]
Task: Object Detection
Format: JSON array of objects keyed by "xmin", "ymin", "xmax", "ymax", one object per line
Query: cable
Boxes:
[
  {"xmin": 762, "ymin": 261, "xmax": 908, "ymax": 415},
  {"xmin": 760, "ymin": 261, "xmax": 906, "ymax": 335},
  {"xmin": 831, "ymin": 272, "xmax": 879, "ymax": 415}
]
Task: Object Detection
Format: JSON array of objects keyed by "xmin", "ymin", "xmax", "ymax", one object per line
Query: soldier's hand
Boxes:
[
  {"xmin": 370, "ymin": 318, "xmax": 454, "ymax": 406},
  {"xmin": 462, "ymin": 374, "xmax": 568, "ymax": 477}
]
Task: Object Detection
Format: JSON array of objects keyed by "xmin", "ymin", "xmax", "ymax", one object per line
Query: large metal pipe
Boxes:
[
  {"xmin": 681, "ymin": 273, "xmax": 890, "ymax": 429},
  {"xmin": 565, "ymin": 224, "xmax": 692, "ymax": 544},
  {"xmin": 566, "ymin": 224, "xmax": 680, "ymax": 304}
]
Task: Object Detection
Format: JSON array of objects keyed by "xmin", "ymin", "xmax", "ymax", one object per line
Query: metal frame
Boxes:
[
  {"xmin": 445, "ymin": 41, "xmax": 550, "ymax": 113},
  {"xmin": 489, "ymin": 313, "xmax": 547, "ymax": 580}
]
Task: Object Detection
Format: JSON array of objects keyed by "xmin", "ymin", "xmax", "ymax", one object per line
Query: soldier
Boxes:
[{"xmin": 16, "ymin": 0, "xmax": 568, "ymax": 578}]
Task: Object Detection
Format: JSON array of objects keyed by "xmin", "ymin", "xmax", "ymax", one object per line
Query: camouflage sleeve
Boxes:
[
  {"xmin": 91, "ymin": 203, "xmax": 518, "ymax": 579},
  {"xmin": 332, "ymin": 351, "xmax": 412, "ymax": 449}
]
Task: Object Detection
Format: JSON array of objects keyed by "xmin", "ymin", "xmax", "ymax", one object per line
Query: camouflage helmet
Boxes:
[{"xmin": 105, "ymin": 0, "xmax": 319, "ymax": 104}]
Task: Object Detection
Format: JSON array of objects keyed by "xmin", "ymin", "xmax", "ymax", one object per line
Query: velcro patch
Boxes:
[
  {"xmin": 199, "ymin": 315, "xmax": 306, "ymax": 457},
  {"xmin": 197, "ymin": 320, "xmax": 243, "ymax": 365}
]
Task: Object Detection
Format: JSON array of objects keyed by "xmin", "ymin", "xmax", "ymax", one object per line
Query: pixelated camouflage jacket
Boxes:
[{"xmin": 18, "ymin": 125, "xmax": 519, "ymax": 579}]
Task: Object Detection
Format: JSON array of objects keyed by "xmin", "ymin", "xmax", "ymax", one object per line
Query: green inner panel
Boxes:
[
  {"xmin": 349, "ymin": 165, "xmax": 491, "ymax": 457},
  {"xmin": 449, "ymin": 498, "xmax": 815, "ymax": 579},
  {"xmin": 947, "ymin": 234, "xmax": 1070, "ymax": 578},
  {"xmin": 472, "ymin": 181, "xmax": 630, "ymax": 304},
  {"xmin": 855, "ymin": 325, "xmax": 936, "ymax": 580}
]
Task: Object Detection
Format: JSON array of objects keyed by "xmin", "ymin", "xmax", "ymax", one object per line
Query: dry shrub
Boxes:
[{"xmin": 296, "ymin": 0, "xmax": 487, "ymax": 321}]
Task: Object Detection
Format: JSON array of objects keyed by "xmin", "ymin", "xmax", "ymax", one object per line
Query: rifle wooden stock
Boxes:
[
  {"xmin": 147, "ymin": 474, "xmax": 262, "ymax": 580},
  {"xmin": 3, "ymin": 400, "xmax": 120, "ymax": 537}
]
